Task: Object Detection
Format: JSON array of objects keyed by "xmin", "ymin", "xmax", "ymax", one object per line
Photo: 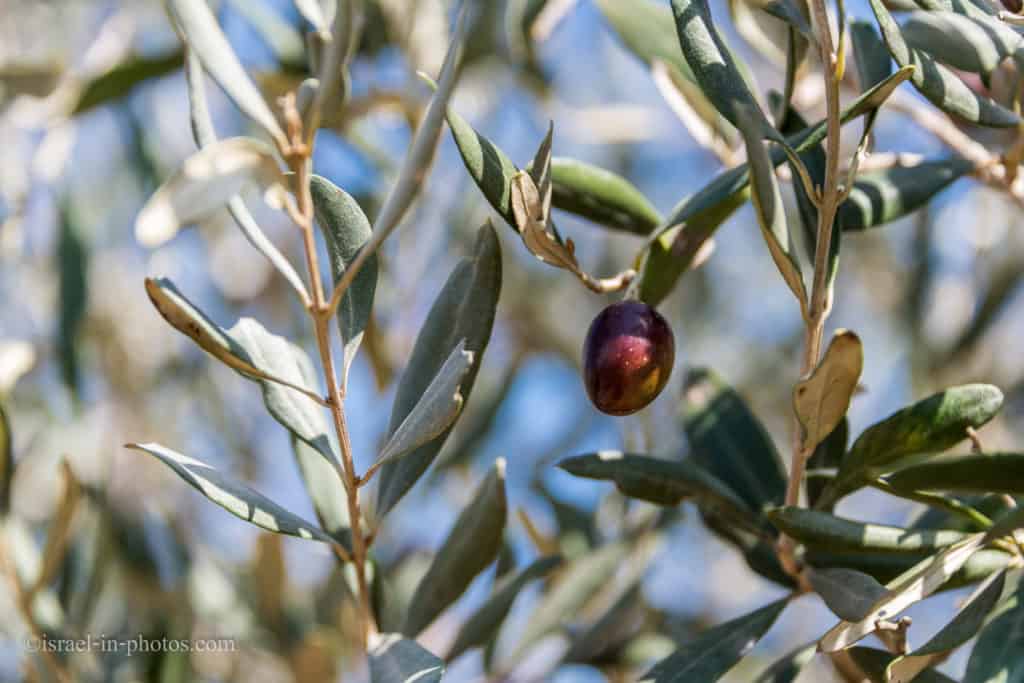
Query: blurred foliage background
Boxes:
[{"xmin": 2, "ymin": 0, "xmax": 1024, "ymax": 680}]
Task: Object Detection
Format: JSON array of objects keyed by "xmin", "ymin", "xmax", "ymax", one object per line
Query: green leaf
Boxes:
[
  {"xmin": 184, "ymin": 51, "xmax": 309, "ymax": 303},
  {"xmin": 636, "ymin": 65, "xmax": 913, "ymax": 305},
  {"xmin": 447, "ymin": 108, "xmax": 520, "ymax": 227},
  {"xmin": 557, "ymin": 452, "xmax": 755, "ymax": 527},
  {"xmin": 57, "ymin": 203, "xmax": 88, "ymax": 397},
  {"xmin": 839, "ymin": 157, "xmax": 974, "ymax": 231},
  {"xmin": 681, "ymin": 368, "xmax": 787, "ymax": 517},
  {"xmin": 310, "ymin": 175, "xmax": 378, "ymax": 379},
  {"xmin": 375, "ymin": 341, "xmax": 473, "ymax": 468},
  {"xmin": 768, "ymin": 506, "xmax": 970, "ymax": 554},
  {"xmin": 818, "ymin": 533, "xmax": 988, "ymax": 652},
  {"xmin": 808, "ymin": 567, "xmax": 888, "ymax": 621},
  {"xmin": 753, "ymin": 644, "xmax": 816, "ymax": 683},
  {"xmin": 73, "ymin": 50, "xmax": 184, "ymax": 115},
  {"xmin": 402, "ymin": 459, "xmax": 507, "ymax": 637},
  {"xmin": 806, "ymin": 419, "xmax": 848, "ymax": 510},
  {"xmin": 166, "ymin": 0, "xmax": 286, "ymax": 144},
  {"xmin": 886, "ymin": 452, "xmax": 1024, "ymax": 494},
  {"xmin": 964, "ymin": 573, "xmax": 1024, "ymax": 683},
  {"xmin": 888, "ymin": 569, "xmax": 1006, "ymax": 682},
  {"xmin": 851, "ymin": 20, "xmax": 894, "ymax": 91},
  {"xmin": 735, "ymin": 105, "xmax": 807, "ymax": 309},
  {"xmin": 446, "ymin": 555, "xmax": 562, "ymax": 662},
  {"xmin": 866, "ymin": 0, "xmax": 1020, "ymax": 127},
  {"xmin": 135, "ymin": 137, "xmax": 287, "ymax": 247},
  {"xmin": 375, "ymin": 223, "xmax": 502, "ymax": 519},
  {"xmin": 902, "ymin": 10, "xmax": 1023, "ymax": 77},
  {"xmin": 144, "ymin": 278, "xmax": 337, "ymax": 465},
  {"xmin": 594, "ymin": 0, "xmax": 734, "ymax": 142},
  {"xmin": 368, "ymin": 634, "xmax": 444, "ymax": 683},
  {"xmin": 641, "ymin": 598, "xmax": 788, "ymax": 682},
  {"xmin": 848, "ymin": 647, "xmax": 958, "ymax": 683},
  {"xmin": 794, "ymin": 330, "xmax": 863, "ymax": 452},
  {"xmin": 546, "ymin": 157, "xmax": 662, "ymax": 235},
  {"xmin": 807, "ymin": 547, "xmax": 1014, "ymax": 589},
  {"xmin": 700, "ymin": 509, "xmax": 795, "ymax": 588},
  {"xmin": 126, "ymin": 443, "xmax": 336, "ymax": 544},
  {"xmin": 0, "ymin": 401, "xmax": 11, "ymax": 516},
  {"xmin": 670, "ymin": 0, "xmax": 772, "ymax": 134},
  {"xmin": 829, "ymin": 383, "xmax": 1004, "ymax": 500},
  {"xmin": 510, "ymin": 541, "xmax": 631, "ymax": 661}
]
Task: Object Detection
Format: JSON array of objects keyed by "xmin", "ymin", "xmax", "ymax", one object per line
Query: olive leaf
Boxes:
[
  {"xmin": 806, "ymin": 419, "xmax": 848, "ymax": 510},
  {"xmin": 368, "ymin": 633, "xmax": 444, "ymax": 683},
  {"xmin": 446, "ymin": 555, "xmax": 562, "ymax": 662},
  {"xmin": 839, "ymin": 157, "xmax": 974, "ymax": 231},
  {"xmin": 402, "ymin": 459, "xmax": 507, "ymax": 637},
  {"xmin": 373, "ymin": 341, "xmax": 473, "ymax": 468},
  {"xmin": 826, "ymin": 383, "xmax": 1004, "ymax": 502},
  {"xmin": 768, "ymin": 506, "xmax": 970, "ymax": 554},
  {"xmin": 374, "ymin": 223, "xmax": 501, "ymax": 519},
  {"xmin": 310, "ymin": 175, "xmax": 378, "ymax": 381},
  {"xmin": 753, "ymin": 643, "xmax": 816, "ymax": 683},
  {"xmin": 166, "ymin": 0, "xmax": 287, "ymax": 145},
  {"xmin": 887, "ymin": 569, "xmax": 1006, "ymax": 682},
  {"xmin": 73, "ymin": 50, "xmax": 184, "ymax": 115},
  {"xmin": 963, "ymin": 573, "xmax": 1024, "ymax": 683},
  {"xmin": 848, "ymin": 647, "xmax": 959, "ymax": 683},
  {"xmin": 866, "ymin": 0, "xmax": 1020, "ymax": 127},
  {"xmin": 851, "ymin": 20, "xmax": 893, "ymax": 92},
  {"xmin": 818, "ymin": 532, "xmax": 988, "ymax": 652},
  {"xmin": 794, "ymin": 330, "xmax": 863, "ymax": 452},
  {"xmin": 808, "ymin": 568, "xmax": 889, "ymax": 622},
  {"xmin": 144, "ymin": 278, "xmax": 336, "ymax": 464},
  {"xmin": 670, "ymin": 0, "xmax": 772, "ymax": 135},
  {"xmin": 135, "ymin": 138, "xmax": 287, "ymax": 248},
  {"xmin": 682, "ymin": 368, "xmax": 788, "ymax": 516},
  {"xmin": 902, "ymin": 10, "xmax": 1024, "ymax": 77},
  {"xmin": 0, "ymin": 401, "xmax": 11, "ymax": 516},
  {"xmin": 446, "ymin": 106, "xmax": 520, "ymax": 226},
  {"xmin": 57, "ymin": 203, "xmax": 87, "ymax": 396},
  {"xmin": 735, "ymin": 105, "xmax": 807, "ymax": 312},
  {"xmin": 886, "ymin": 452, "xmax": 1024, "ymax": 494},
  {"xmin": 557, "ymin": 451, "xmax": 756, "ymax": 529},
  {"xmin": 547, "ymin": 157, "xmax": 662, "ymax": 235},
  {"xmin": 806, "ymin": 547, "xmax": 1014, "ymax": 590},
  {"xmin": 641, "ymin": 598, "xmax": 788, "ymax": 682},
  {"xmin": 183, "ymin": 50, "xmax": 309, "ymax": 303},
  {"xmin": 126, "ymin": 443, "xmax": 337, "ymax": 545}
]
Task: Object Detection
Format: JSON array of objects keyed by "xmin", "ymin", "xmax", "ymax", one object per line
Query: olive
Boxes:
[{"xmin": 582, "ymin": 300, "xmax": 675, "ymax": 415}]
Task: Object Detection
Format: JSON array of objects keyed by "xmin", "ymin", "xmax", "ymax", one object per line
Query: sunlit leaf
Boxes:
[
  {"xmin": 127, "ymin": 443, "xmax": 336, "ymax": 544},
  {"xmin": 768, "ymin": 506, "xmax": 970, "ymax": 554},
  {"xmin": 374, "ymin": 223, "xmax": 502, "ymax": 519},
  {"xmin": 641, "ymin": 598, "xmax": 788, "ymax": 682},
  {"xmin": 886, "ymin": 452, "xmax": 1024, "ymax": 494},
  {"xmin": 818, "ymin": 533, "xmax": 987, "ymax": 652},
  {"xmin": 135, "ymin": 137, "xmax": 286, "ymax": 247},
  {"xmin": 902, "ymin": 10, "xmax": 1023, "ymax": 77},
  {"xmin": 848, "ymin": 647, "xmax": 958, "ymax": 683},
  {"xmin": 369, "ymin": 633, "xmax": 444, "ymax": 683},
  {"xmin": 808, "ymin": 567, "xmax": 888, "ymax": 621},
  {"xmin": 794, "ymin": 330, "xmax": 863, "ymax": 452},
  {"xmin": 867, "ymin": 0, "xmax": 1020, "ymax": 127},
  {"xmin": 166, "ymin": 0, "xmax": 287, "ymax": 143},
  {"xmin": 546, "ymin": 157, "xmax": 662, "ymax": 235},
  {"xmin": 446, "ymin": 108, "xmax": 520, "ymax": 227},
  {"xmin": 447, "ymin": 555, "xmax": 562, "ymax": 662},
  {"xmin": 402, "ymin": 459, "xmax": 507, "ymax": 637},
  {"xmin": 310, "ymin": 175, "xmax": 378, "ymax": 380},
  {"xmin": 73, "ymin": 50, "xmax": 184, "ymax": 115}
]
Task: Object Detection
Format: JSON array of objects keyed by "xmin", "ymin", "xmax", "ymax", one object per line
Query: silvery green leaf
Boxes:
[
  {"xmin": 375, "ymin": 223, "xmax": 502, "ymax": 519},
  {"xmin": 166, "ymin": 0, "xmax": 287, "ymax": 144},
  {"xmin": 964, "ymin": 572, "xmax": 1024, "ymax": 683},
  {"xmin": 641, "ymin": 599, "xmax": 788, "ymax": 682},
  {"xmin": 135, "ymin": 137, "xmax": 286, "ymax": 247},
  {"xmin": 753, "ymin": 643, "xmax": 816, "ymax": 683},
  {"xmin": 369, "ymin": 633, "xmax": 444, "ymax": 683},
  {"xmin": 127, "ymin": 443, "xmax": 335, "ymax": 544},
  {"xmin": 402, "ymin": 459, "xmax": 507, "ymax": 637},
  {"xmin": 867, "ymin": 0, "xmax": 1020, "ymax": 127},
  {"xmin": 310, "ymin": 175, "xmax": 378, "ymax": 380},
  {"xmin": 547, "ymin": 157, "xmax": 662, "ymax": 235},
  {"xmin": 902, "ymin": 10, "xmax": 1023, "ymax": 77},
  {"xmin": 376, "ymin": 341, "xmax": 473, "ymax": 467},
  {"xmin": 886, "ymin": 452, "xmax": 1024, "ymax": 494},
  {"xmin": 808, "ymin": 568, "xmax": 888, "ymax": 621},
  {"xmin": 144, "ymin": 278, "xmax": 336, "ymax": 465},
  {"xmin": 818, "ymin": 533, "xmax": 987, "ymax": 652},
  {"xmin": 184, "ymin": 50, "xmax": 309, "ymax": 303},
  {"xmin": 850, "ymin": 20, "xmax": 893, "ymax": 91}
]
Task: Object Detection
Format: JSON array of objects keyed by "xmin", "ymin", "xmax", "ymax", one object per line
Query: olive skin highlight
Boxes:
[{"xmin": 582, "ymin": 301, "xmax": 675, "ymax": 415}]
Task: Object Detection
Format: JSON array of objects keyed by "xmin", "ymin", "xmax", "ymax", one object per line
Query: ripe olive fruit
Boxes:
[{"xmin": 582, "ymin": 300, "xmax": 675, "ymax": 415}]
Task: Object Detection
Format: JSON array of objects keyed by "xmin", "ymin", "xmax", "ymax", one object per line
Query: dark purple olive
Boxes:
[
  {"xmin": 582, "ymin": 300, "xmax": 675, "ymax": 416},
  {"xmin": 1002, "ymin": 0, "xmax": 1022, "ymax": 13}
]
